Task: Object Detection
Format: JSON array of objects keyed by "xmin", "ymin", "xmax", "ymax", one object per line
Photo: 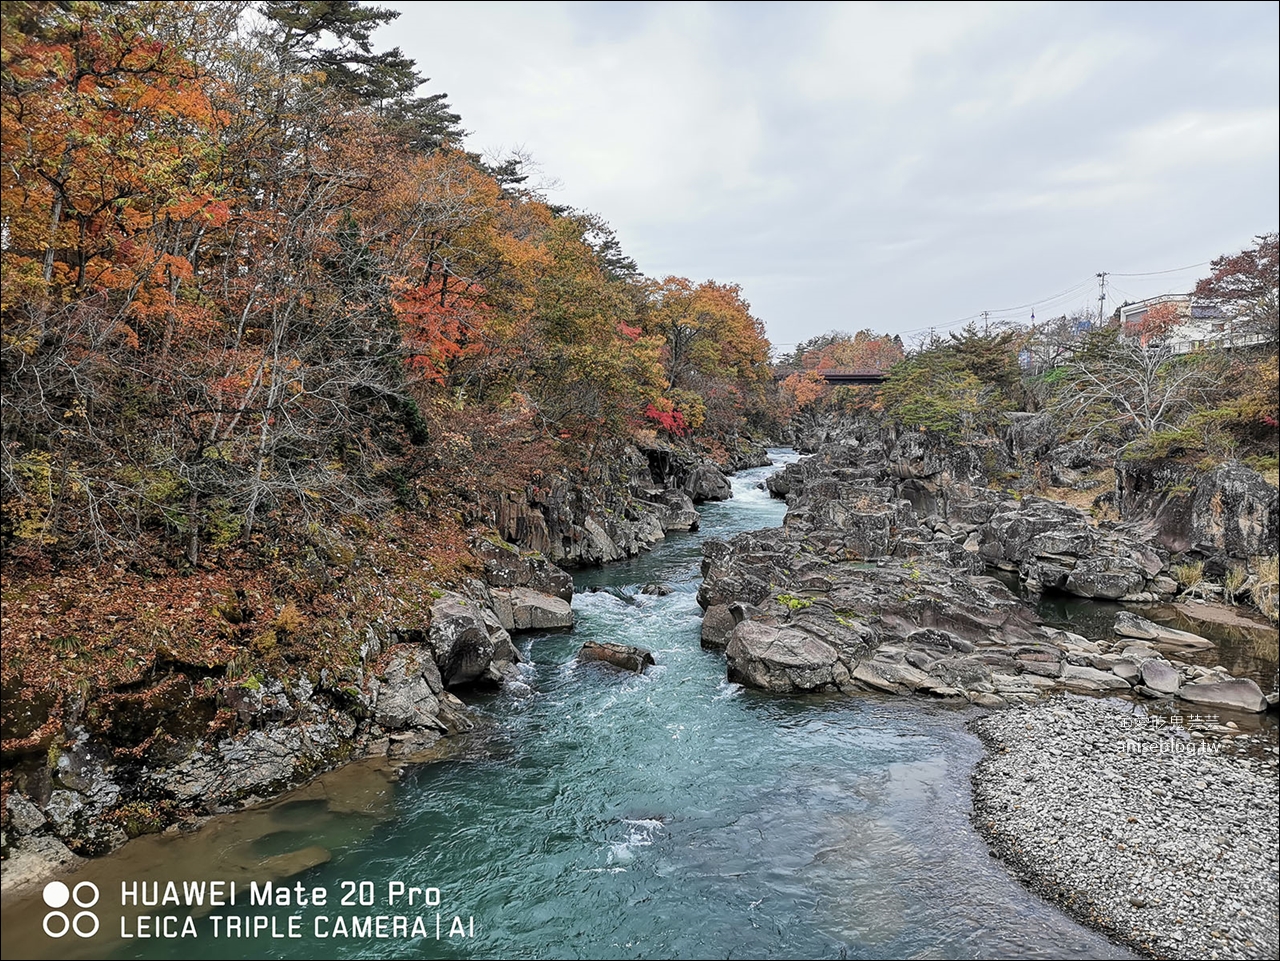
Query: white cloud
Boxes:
[
  {"xmin": 382, "ymin": 1, "xmax": 1279, "ymax": 342},
  {"xmin": 790, "ymin": 2, "xmax": 1005, "ymax": 104}
]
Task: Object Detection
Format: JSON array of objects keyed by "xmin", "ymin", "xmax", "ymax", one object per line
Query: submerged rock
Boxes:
[{"xmin": 578, "ymin": 641, "xmax": 655, "ymax": 674}]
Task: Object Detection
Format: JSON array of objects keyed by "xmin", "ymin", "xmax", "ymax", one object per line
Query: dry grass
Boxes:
[
  {"xmin": 1036, "ymin": 468, "xmax": 1117, "ymax": 520},
  {"xmin": 1252, "ymin": 554, "xmax": 1279, "ymax": 624},
  {"xmin": 1171, "ymin": 560, "xmax": 1205, "ymax": 591},
  {"xmin": 1224, "ymin": 565, "xmax": 1248, "ymax": 602}
]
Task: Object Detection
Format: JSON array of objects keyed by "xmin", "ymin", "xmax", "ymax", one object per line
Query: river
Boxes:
[{"xmin": 4, "ymin": 451, "xmax": 1132, "ymax": 960}]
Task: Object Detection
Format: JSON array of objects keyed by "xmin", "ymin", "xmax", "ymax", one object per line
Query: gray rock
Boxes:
[
  {"xmin": 656, "ymin": 489, "xmax": 701, "ymax": 531},
  {"xmin": 476, "ymin": 540, "xmax": 574, "ymax": 601},
  {"xmin": 5, "ymin": 793, "xmax": 47, "ymax": 835},
  {"xmin": 685, "ymin": 463, "xmax": 733, "ymax": 502},
  {"xmin": 493, "ymin": 587, "xmax": 574, "ymax": 631},
  {"xmin": 43, "ymin": 790, "xmax": 85, "ymax": 835},
  {"xmin": 1114, "ymin": 611, "xmax": 1214, "ymax": 650},
  {"xmin": 1061, "ymin": 664, "xmax": 1133, "ymax": 691},
  {"xmin": 429, "ymin": 596, "xmax": 498, "ymax": 686},
  {"xmin": 0, "ymin": 834, "xmax": 84, "ymax": 892},
  {"xmin": 1178, "ymin": 678, "xmax": 1269, "ymax": 714},
  {"xmin": 1063, "ymin": 554, "xmax": 1148, "ymax": 600},
  {"xmin": 582, "ymin": 515, "xmax": 626, "ymax": 563},
  {"xmin": 725, "ymin": 621, "xmax": 840, "ymax": 693},
  {"xmin": 578, "ymin": 641, "xmax": 655, "ymax": 673},
  {"xmin": 700, "ymin": 604, "xmax": 737, "ymax": 651},
  {"xmin": 1140, "ymin": 659, "xmax": 1181, "ymax": 695},
  {"xmin": 372, "ymin": 651, "xmax": 445, "ymax": 732},
  {"xmin": 1111, "ymin": 661, "xmax": 1141, "ymax": 683},
  {"xmin": 164, "ymin": 724, "xmax": 342, "ymax": 808}
]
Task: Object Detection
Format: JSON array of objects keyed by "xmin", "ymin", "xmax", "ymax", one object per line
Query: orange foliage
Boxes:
[{"xmin": 1124, "ymin": 301, "xmax": 1184, "ymax": 346}]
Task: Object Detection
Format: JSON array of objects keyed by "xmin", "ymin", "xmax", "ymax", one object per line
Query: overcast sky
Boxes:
[{"xmin": 380, "ymin": 1, "xmax": 1279, "ymax": 351}]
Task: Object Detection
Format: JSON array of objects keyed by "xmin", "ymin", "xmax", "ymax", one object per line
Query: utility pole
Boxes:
[
  {"xmin": 981, "ymin": 310, "xmax": 990, "ymax": 334},
  {"xmin": 1096, "ymin": 271, "xmax": 1109, "ymax": 325}
]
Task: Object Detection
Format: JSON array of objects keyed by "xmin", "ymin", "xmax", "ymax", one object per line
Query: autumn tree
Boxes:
[
  {"xmin": 775, "ymin": 330, "xmax": 903, "ymax": 418},
  {"xmin": 789, "ymin": 329, "xmax": 904, "ymax": 373},
  {"xmin": 1, "ymin": 2, "xmax": 437, "ymax": 561},
  {"xmin": 0, "ymin": 0, "xmax": 776, "ymax": 566},
  {"xmin": 1193, "ymin": 232, "xmax": 1279, "ymax": 340},
  {"xmin": 1, "ymin": 0, "xmax": 232, "ymax": 556},
  {"xmin": 1123, "ymin": 300, "xmax": 1185, "ymax": 346},
  {"xmin": 639, "ymin": 278, "xmax": 772, "ymax": 436}
]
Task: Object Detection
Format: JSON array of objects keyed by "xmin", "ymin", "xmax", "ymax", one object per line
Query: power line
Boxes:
[
  {"xmin": 896, "ymin": 278, "xmax": 1095, "ymax": 336},
  {"xmin": 1110, "ymin": 261, "xmax": 1208, "ymax": 278},
  {"xmin": 984, "ymin": 279, "xmax": 1094, "ymax": 315},
  {"xmin": 776, "ymin": 255, "xmax": 1213, "ymax": 344}
]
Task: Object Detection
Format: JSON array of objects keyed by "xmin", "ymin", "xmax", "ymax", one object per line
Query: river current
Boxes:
[{"xmin": 6, "ymin": 451, "xmax": 1131, "ymax": 960}]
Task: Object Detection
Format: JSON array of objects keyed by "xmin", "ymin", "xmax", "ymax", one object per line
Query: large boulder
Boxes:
[
  {"xmin": 655, "ymin": 489, "xmax": 700, "ymax": 532},
  {"xmin": 1178, "ymin": 678, "xmax": 1269, "ymax": 714},
  {"xmin": 684, "ymin": 463, "xmax": 733, "ymax": 502},
  {"xmin": 428, "ymin": 596, "xmax": 497, "ymax": 687},
  {"xmin": 1062, "ymin": 554, "xmax": 1149, "ymax": 600},
  {"xmin": 1139, "ymin": 659, "xmax": 1180, "ymax": 695},
  {"xmin": 490, "ymin": 587, "xmax": 574, "ymax": 632},
  {"xmin": 371, "ymin": 651, "xmax": 445, "ymax": 731},
  {"xmin": 725, "ymin": 621, "xmax": 841, "ymax": 693},
  {"xmin": 475, "ymin": 540, "xmax": 573, "ymax": 601}
]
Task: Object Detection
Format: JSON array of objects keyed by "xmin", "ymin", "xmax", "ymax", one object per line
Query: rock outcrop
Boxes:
[
  {"xmin": 701, "ymin": 424, "xmax": 1272, "ymax": 713},
  {"xmin": 1117, "ymin": 458, "xmax": 1278, "ymax": 566},
  {"xmin": 484, "ymin": 443, "xmax": 760, "ymax": 568},
  {"xmin": 2, "ymin": 540, "xmax": 580, "ymax": 867}
]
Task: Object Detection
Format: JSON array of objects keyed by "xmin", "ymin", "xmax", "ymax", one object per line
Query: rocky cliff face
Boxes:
[
  {"xmin": 1117, "ymin": 458, "xmax": 1279, "ymax": 568},
  {"xmin": 483, "ymin": 443, "xmax": 739, "ymax": 567}
]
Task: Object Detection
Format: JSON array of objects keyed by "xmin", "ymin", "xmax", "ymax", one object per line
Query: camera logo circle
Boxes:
[{"xmin": 42, "ymin": 881, "xmax": 99, "ymax": 938}]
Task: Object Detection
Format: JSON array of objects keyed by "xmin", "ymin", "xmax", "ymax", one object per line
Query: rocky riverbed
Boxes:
[
  {"xmin": 697, "ymin": 426, "xmax": 1276, "ymax": 713},
  {"xmin": 972, "ymin": 696, "xmax": 1280, "ymax": 960}
]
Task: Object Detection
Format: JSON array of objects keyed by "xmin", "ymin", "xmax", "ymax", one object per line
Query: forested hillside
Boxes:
[
  {"xmin": 0, "ymin": 1, "xmax": 775, "ymax": 781},
  {"xmin": 1, "ymin": 0, "xmax": 774, "ymax": 570}
]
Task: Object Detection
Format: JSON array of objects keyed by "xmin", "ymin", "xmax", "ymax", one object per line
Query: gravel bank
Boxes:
[{"xmin": 971, "ymin": 696, "xmax": 1279, "ymax": 960}]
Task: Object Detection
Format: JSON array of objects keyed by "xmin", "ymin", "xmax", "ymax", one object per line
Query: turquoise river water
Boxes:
[{"xmin": 3, "ymin": 452, "xmax": 1132, "ymax": 960}]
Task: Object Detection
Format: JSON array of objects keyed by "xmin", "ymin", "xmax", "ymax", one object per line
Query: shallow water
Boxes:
[{"xmin": 4, "ymin": 452, "xmax": 1132, "ymax": 960}]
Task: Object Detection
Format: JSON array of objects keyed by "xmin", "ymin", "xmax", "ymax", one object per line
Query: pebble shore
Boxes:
[{"xmin": 971, "ymin": 696, "xmax": 1280, "ymax": 960}]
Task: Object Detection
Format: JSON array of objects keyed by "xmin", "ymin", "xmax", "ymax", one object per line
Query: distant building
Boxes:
[{"xmin": 1118, "ymin": 294, "xmax": 1274, "ymax": 353}]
